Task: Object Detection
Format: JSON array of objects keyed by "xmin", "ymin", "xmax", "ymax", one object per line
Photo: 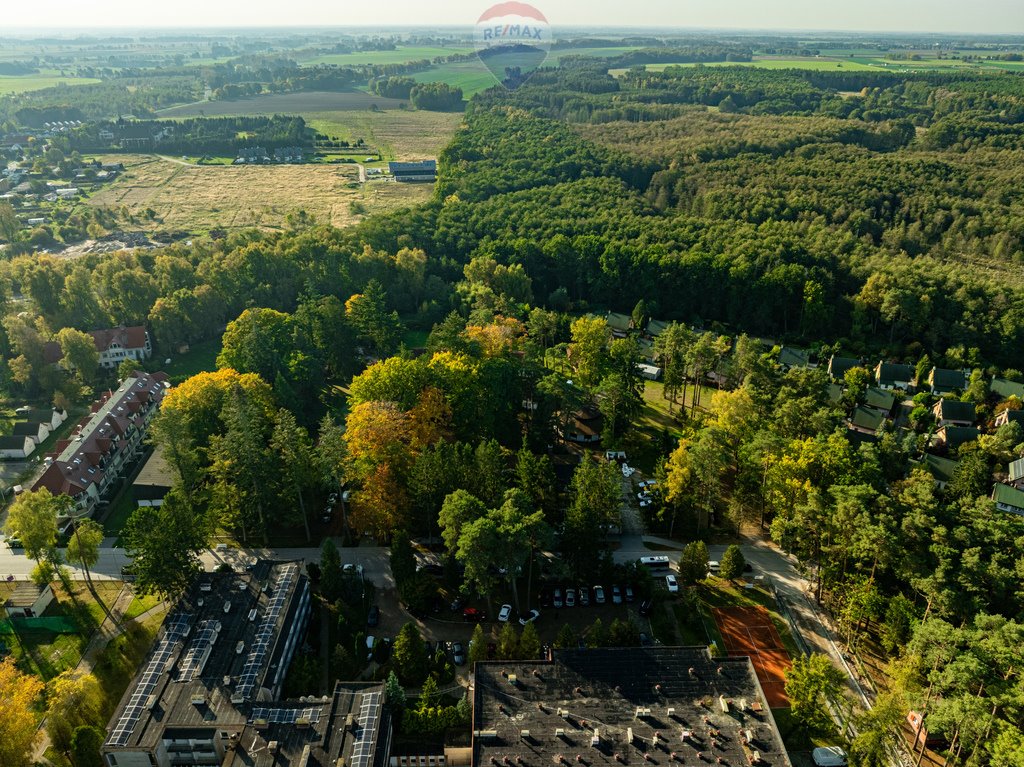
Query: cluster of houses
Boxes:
[
  {"xmin": 0, "ymin": 407, "xmax": 69, "ymax": 460},
  {"xmin": 234, "ymin": 146, "xmax": 306, "ymax": 164},
  {"xmin": 1, "ymin": 158, "xmax": 124, "ymax": 235},
  {"xmin": 783, "ymin": 350, "xmax": 1024, "ymax": 516}
]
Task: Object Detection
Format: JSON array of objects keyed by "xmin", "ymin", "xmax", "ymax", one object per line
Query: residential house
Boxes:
[
  {"xmin": 12, "ymin": 420, "xmax": 49, "ymax": 445},
  {"xmin": 636, "ymin": 363, "xmax": 662, "ymax": 381},
  {"xmin": 388, "ymin": 159, "xmax": 436, "ymax": 182},
  {"xmin": 778, "ymin": 346, "xmax": 811, "ymax": 370},
  {"xmin": 864, "ymin": 386, "xmax": 897, "ymax": 414},
  {"xmin": 23, "ymin": 408, "xmax": 67, "ymax": 431},
  {"xmin": 932, "ymin": 398, "xmax": 976, "ymax": 428},
  {"xmin": 3, "ymin": 582, "xmax": 54, "ymax": 618},
  {"xmin": 928, "ymin": 367, "xmax": 966, "ymax": 395},
  {"xmin": 645, "ymin": 318, "xmax": 669, "ymax": 338},
  {"xmin": 565, "ymin": 407, "xmax": 602, "ymax": 444},
  {"xmin": 918, "ymin": 453, "xmax": 959, "ymax": 490},
  {"xmin": 1008, "ymin": 457, "xmax": 1024, "ymax": 491},
  {"xmin": 991, "ymin": 377, "xmax": 1024, "ymax": 401},
  {"xmin": 605, "ymin": 311, "xmax": 632, "ymax": 338},
  {"xmin": 0, "ymin": 434, "xmax": 34, "ymax": 459},
  {"xmin": 32, "ymin": 371, "xmax": 168, "ymax": 518},
  {"xmin": 827, "ymin": 355, "xmax": 861, "ymax": 381},
  {"xmin": 43, "ymin": 325, "xmax": 152, "ymax": 369},
  {"xmin": 992, "ymin": 483, "xmax": 1024, "ymax": 516},
  {"xmin": 132, "ymin": 446, "xmax": 173, "ymax": 507},
  {"xmin": 849, "ymin": 405, "xmax": 886, "ymax": 436},
  {"xmin": 933, "ymin": 425, "xmax": 981, "ymax": 451},
  {"xmin": 995, "ymin": 409, "xmax": 1024, "ymax": 428},
  {"xmin": 875, "ymin": 361, "xmax": 916, "ymax": 390}
]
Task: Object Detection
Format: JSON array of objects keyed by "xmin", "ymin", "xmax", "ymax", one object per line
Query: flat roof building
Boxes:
[
  {"xmin": 472, "ymin": 647, "xmax": 792, "ymax": 767},
  {"xmin": 102, "ymin": 560, "xmax": 338, "ymax": 767}
]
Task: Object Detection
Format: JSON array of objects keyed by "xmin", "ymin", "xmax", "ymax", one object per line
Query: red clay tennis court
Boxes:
[{"xmin": 712, "ymin": 605, "xmax": 792, "ymax": 708}]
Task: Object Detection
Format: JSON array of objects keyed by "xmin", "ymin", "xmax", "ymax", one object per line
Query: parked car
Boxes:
[
  {"xmin": 625, "ymin": 585, "xmax": 635, "ymax": 603},
  {"xmin": 638, "ymin": 480, "xmax": 657, "ymax": 489},
  {"xmin": 367, "ymin": 605, "xmax": 380, "ymax": 626},
  {"xmin": 452, "ymin": 642, "xmax": 466, "ymax": 665},
  {"xmin": 639, "ymin": 632, "xmax": 653, "ymax": 647},
  {"xmin": 638, "ymin": 599, "xmax": 652, "ymax": 617},
  {"xmin": 498, "ymin": 604, "xmax": 513, "ymax": 622},
  {"xmin": 519, "ymin": 609, "xmax": 541, "ymax": 626},
  {"xmin": 593, "ymin": 585, "xmax": 606, "ymax": 604},
  {"xmin": 612, "ymin": 585, "xmax": 623, "ymax": 604},
  {"xmin": 342, "ymin": 563, "xmax": 364, "ymax": 575},
  {"xmin": 553, "ymin": 588, "xmax": 564, "ymax": 608},
  {"xmin": 637, "ymin": 491, "xmax": 651, "ymax": 500},
  {"xmin": 578, "ymin": 586, "xmax": 590, "ymax": 606},
  {"xmin": 665, "ymin": 574, "xmax": 679, "ymax": 593},
  {"xmin": 463, "ymin": 607, "xmax": 486, "ymax": 622},
  {"xmin": 565, "ymin": 588, "xmax": 577, "ymax": 608},
  {"xmin": 708, "ymin": 560, "xmax": 721, "ymax": 573}
]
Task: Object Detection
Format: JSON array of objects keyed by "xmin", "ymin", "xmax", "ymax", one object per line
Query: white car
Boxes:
[
  {"xmin": 498, "ymin": 604, "xmax": 513, "ymax": 622},
  {"xmin": 638, "ymin": 480, "xmax": 657, "ymax": 489},
  {"xmin": 519, "ymin": 609, "xmax": 541, "ymax": 626},
  {"xmin": 343, "ymin": 564, "xmax": 364, "ymax": 575},
  {"xmin": 665, "ymin": 574, "xmax": 679, "ymax": 593}
]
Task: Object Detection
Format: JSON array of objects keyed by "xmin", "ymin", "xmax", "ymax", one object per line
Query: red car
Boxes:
[{"xmin": 462, "ymin": 607, "xmax": 486, "ymax": 622}]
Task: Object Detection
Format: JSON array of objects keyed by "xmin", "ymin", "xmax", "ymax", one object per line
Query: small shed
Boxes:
[
  {"xmin": 637, "ymin": 363, "xmax": 662, "ymax": 381},
  {"xmin": 4, "ymin": 582, "xmax": 54, "ymax": 618},
  {"xmin": 132, "ymin": 446, "xmax": 174, "ymax": 507}
]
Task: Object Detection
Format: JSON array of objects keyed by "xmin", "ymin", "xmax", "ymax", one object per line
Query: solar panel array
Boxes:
[
  {"xmin": 106, "ymin": 613, "xmax": 192, "ymax": 747},
  {"xmin": 235, "ymin": 564, "xmax": 297, "ymax": 700},
  {"xmin": 250, "ymin": 706, "xmax": 323, "ymax": 724},
  {"xmin": 350, "ymin": 691, "xmax": 382, "ymax": 767},
  {"xmin": 178, "ymin": 620, "xmax": 219, "ymax": 682}
]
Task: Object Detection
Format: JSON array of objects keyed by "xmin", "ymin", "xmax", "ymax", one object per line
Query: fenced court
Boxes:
[{"xmin": 713, "ymin": 605, "xmax": 792, "ymax": 707}]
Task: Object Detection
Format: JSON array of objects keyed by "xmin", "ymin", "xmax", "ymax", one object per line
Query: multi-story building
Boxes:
[
  {"xmin": 44, "ymin": 325, "xmax": 153, "ymax": 370},
  {"xmin": 33, "ymin": 371, "xmax": 168, "ymax": 518},
  {"xmin": 101, "ymin": 561, "xmax": 390, "ymax": 767}
]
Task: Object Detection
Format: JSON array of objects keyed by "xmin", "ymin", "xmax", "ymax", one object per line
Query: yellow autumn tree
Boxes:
[
  {"xmin": 0, "ymin": 658, "xmax": 44, "ymax": 766},
  {"xmin": 46, "ymin": 670, "xmax": 104, "ymax": 753}
]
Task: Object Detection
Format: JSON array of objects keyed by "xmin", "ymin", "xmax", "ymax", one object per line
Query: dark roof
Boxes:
[
  {"xmin": 851, "ymin": 406, "xmax": 885, "ymax": 433},
  {"xmin": 930, "ymin": 367, "xmax": 966, "ymax": 391},
  {"xmin": 936, "ymin": 425, "xmax": 980, "ymax": 449},
  {"xmin": 0, "ymin": 435, "xmax": 30, "ymax": 449},
  {"xmin": 875, "ymin": 361, "xmax": 915, "ymax": 386},
  {"xmin": 5, "ymin": 582, "xmax": 50, "ymax": 608},
  {"xmin": 919, "ymin": 454, "xmax": 959, "ymax": 484},
  {"xmin": 777, "ymin": 347, "xmax": 810, "ymax": 369},
  {"xmin": 388, "ymin": 160, "xmax": 436, "ymax": 172},
  {"xmin": 933, "ymin": 399, "xmax": 976, "ymax": 424},
  {"xmin": 992, "ymin": 377, "xmax": 1024, "ymax": 401},
  {"xmin": 646, "ymin": 319, "xmax": 668, "ymax": 337},
  {"xmin": 863, "ymin": 387, "xmax": 896, "ymax": 413},
  {"xmin": 827, "ymin": 383, "xmax": 844, "ymax": 404},
  {"xmin": 12, "ymin": 421, "xmax": 45, "ymax": 436},
  {"xmin": 104, "ymin": 561, "xmax": 311, "ymax": 754},
  {"xmin": 827, "ymin": 356, "xmax": 861, "ymax": 380},
  {"xmin": 605, "ymin": 312, "xmax": 631, "ymax": 332},
  {"xmin": 473, "ymin": 648, "xmax": 791, "ymax": 767},
  {"xmin": 132, "ymin": 445, "xmax": 174, "ymax": 493}
]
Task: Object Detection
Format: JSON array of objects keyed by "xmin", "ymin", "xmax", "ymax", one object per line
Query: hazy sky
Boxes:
[{"xmin": 4, "ymin": 0, "xmax": 1023, "ymax": 35}]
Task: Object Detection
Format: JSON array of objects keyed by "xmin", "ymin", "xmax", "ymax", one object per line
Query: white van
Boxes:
[{"xmin": 811, "ymin": 747, "xmax": 848, "ymax": 766}]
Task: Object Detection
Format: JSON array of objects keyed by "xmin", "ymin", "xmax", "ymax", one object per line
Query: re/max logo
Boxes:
[{"xmin": 481, "ymin": 24, "xmax": 544, "ymax": 40}]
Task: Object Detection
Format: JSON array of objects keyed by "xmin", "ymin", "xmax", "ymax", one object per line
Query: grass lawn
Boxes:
[
  {"xmin": 101, "ymin": 482, "xmax": 139, "ymax": 541},
  {"xmin": 302, "ymin": 109, "xmax": 462, "ymax": 161},
  {"xmin": 123, "ymin": 592, "xmax": 163, "ymax": 621},
  {"xmin": 162, "ymin": 335, "xmax": 222, "ymax": 384}
]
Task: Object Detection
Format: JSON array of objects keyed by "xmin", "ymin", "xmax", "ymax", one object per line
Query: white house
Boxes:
[
  {"xmin": 12, "ymin": 421, "xmax": 49, "ymax": 445},
  {"xmin": 4, "ymin": 582, "xmax": 54, "ymax": 617}
]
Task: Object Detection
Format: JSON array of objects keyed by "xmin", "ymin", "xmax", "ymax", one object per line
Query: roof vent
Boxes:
[
  {"xmin": 520, "ymin": 730, "xmax": 531, "ymax": 741},
  {"xmin": 554, "ymin": 728, "xmax": 565, "ymax": 739},
  {"xmin": 191, "ymin": 694, "xmax": 206, "ymax": 706},
  {"xmin": 666, "ymin": 707, "xmax": 676, "ymax": 719},
  {"xmin": 223, "ymin": 675, "xmax": 232, "ymax": 686},
  {"xmin": 590, "ymin": 730, "xmax": 600, "ymax": 748},
  {"xmin": 268, "ymin": 741, "xmax": 279, "ymax": 754},
  {"xmin": 508, "ymin": 674, "xmax": 518, "ymax": 686},
  {"xmin": 556, "ymin": 708, "xmax": 568, "ymax": 718}
]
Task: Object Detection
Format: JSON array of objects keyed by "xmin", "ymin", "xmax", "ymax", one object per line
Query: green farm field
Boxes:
[
  {"xmin": 0, "ymin": 72, "xmax": 101, "ymax": 94},
  {"xmin": 298, "ymin": 45, "xmax": 471, "ymax": 66},
  {"xmin": 303, "ymin": 109, "xmax": 463, "ymax": 160},
  {"xmin": 611, "ymin": 53, "xmax": 1024, "ymax": 76}
]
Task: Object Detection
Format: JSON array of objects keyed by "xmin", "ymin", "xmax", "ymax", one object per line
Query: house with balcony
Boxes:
[
  {"xmin": 32, "ymin": 371, "xmax": 168, "ymax": 519},
  {"xmin": 43, "ymin": 326, "xmax": 153, "ymax": 370}
]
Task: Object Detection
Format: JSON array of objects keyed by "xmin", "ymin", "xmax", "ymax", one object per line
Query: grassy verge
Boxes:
[
  {"xmin": 162, "ymin": 336, "xmax": 222, "ymax": 383},
  {"xmin": 93, "ymin": 608, "xmax": 168, "ymax": 717},
  {"xmin": 123, "ymin": 592, "xmax": 163, "ymax": 621}
]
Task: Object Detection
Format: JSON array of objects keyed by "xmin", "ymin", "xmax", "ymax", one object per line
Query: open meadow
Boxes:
[
  {"xmin": 297, "ymin": 45, "xmax": 472, "ymax": 66},
  {"xmin": 0, "ymin": 72, "xmax": 101, "ymax": 95},
  {"xmin": 87, "ymin": 154, "xmax": 433, "ymax": 234}
]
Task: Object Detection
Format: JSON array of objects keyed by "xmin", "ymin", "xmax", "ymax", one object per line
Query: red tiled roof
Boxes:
[{"xmin": 41, "ymin": 326, "xmax": 149, "ymax": 364}]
